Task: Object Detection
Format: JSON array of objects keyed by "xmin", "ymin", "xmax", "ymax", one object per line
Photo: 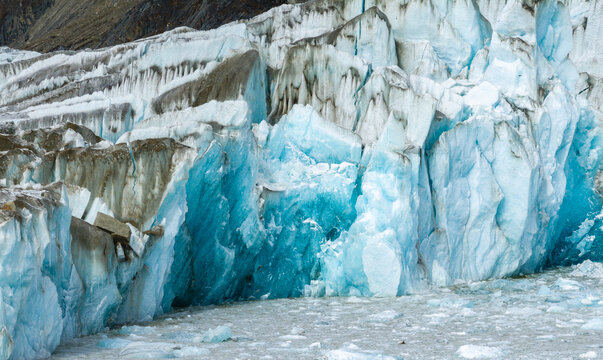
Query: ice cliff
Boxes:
[{"xmin": 0, "ymin": 0, "xmax": 602, "ymax": 358}]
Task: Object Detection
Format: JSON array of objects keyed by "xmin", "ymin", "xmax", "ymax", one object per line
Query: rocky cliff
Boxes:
[{"xmin": 0, "ymin": 0, "xmax": 287, "ymax": 52}]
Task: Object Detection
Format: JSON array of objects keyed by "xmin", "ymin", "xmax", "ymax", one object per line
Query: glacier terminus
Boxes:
[{"xmin": 0, "ymin": 0, "xmax": 602, "ymax": 358}]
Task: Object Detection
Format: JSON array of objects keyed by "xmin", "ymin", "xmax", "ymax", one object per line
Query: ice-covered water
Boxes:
[{"xmin": 52, "ymin": 262, "xmax": 603, "ymax": 359}]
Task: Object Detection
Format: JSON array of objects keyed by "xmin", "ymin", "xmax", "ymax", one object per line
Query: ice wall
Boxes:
[{"xmin": 0, "ymin": 0, "xmax": 601, "ymax": 358}]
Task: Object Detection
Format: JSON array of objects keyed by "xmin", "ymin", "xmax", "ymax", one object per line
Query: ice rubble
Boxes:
[
  {"xmin": 200, "ymin": 326, "xmax": 232, "ymax": 343},
  {"xmin": 0, "ymin": 0, "xmax": 602, "ymax": 358}
]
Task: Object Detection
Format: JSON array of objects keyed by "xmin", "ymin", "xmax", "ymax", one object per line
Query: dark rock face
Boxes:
[
  {"xmin": 0, "ymin": 0, "xmax": 287, "ymax": 52},
  {"xmin": 0, "ymin": 0, "xmax": 54, "ymax": 46}
]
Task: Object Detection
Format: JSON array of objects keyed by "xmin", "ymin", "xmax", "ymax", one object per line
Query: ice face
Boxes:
[
  {"xmin": 0, "ymin": 0, "xmax": 602, "ymax": 358},
  {"xmin": 0, "ymin": 185, "xmax": 70, "ymax": 359},
  {"xmin": 246, "ymin": 105, "xmax": 361, "ymax": 299}
]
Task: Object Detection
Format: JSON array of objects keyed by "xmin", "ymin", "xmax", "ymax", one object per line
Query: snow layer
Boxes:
[{"xmin": 0, "ymin": 0, "xmax": 602, "ymax": 358}]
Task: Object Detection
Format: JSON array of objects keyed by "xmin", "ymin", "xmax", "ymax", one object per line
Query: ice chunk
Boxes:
[
  {"xmin": 119, "ymin": 342, "xmax": 180, "ymax": 359},
  {"xmin": 368, "ymin": 310, "xmax": 403, "ymax": 322},
  {"xmin": 126, "ymin": 223, "xmax": 149, "ymax": 257},
  {"xmin": 97, "ymin": 336, "xmax": 132, "ymax": 349},
  {"xmin": 116, "ymin": 325, "xmax": 156, "ymax": 336},
  {"xmin": 554, "ymin": 278, "xmax": 584, "ymax": 291},
  {"xmin": 505, "ymin": 307, "xmax": 542, "ymax": 316},
  {"xmin": 579, "ymin": 351, "xmax": 598, "ymax": 359},
  {"xmin": 173, "ymin": 346, "xmax": 210, "ymax": 357},
  {"xmin": 456, "ymin": 345, "xmax": 504, "ymax": 359},
  {"xmin": 326, "ymin": 349, "xmax": 403, "ymax": 360},
  {"xmin": 582, "ymin": 318, "xmax": 603, "ymax": 331},
  {"xmin": 547, "ymin": 304, "xmax": 568, "ymax": 313},
  {"xmin": 427, "ymin": 298, "xmax": 474, "ymax": 309},
  {"xmin": 161, "ymin": 331, "xmax": 198, "ymax": 342},
  {"xmin": 200, "ymin": 326, "xmax": 232, "ymax": 343},
  {"xmin": 279, "ymin": 334, "xmax": 307, "ymax": 340},
  {"xmin": 571, "ymin": 260, "xmax": 603, "ymax": 278}
]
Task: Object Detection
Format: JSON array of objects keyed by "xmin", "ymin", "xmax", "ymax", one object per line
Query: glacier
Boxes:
[{"xmin": 0, "ymin": 0, "xmax": 601, "ymax": 358}]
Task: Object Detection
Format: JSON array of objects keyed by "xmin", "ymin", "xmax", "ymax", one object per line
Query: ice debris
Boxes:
[
  {"xmin": 368, "ymin": 310, "xmax": 403, "ymax": 322},
  {"xmin": 327, "ymin": 347, "xmax": 403, "ymax": 360},
  {"xmin": 571, "ymin": 260, "xmax": 603, "ymax": 279},
  {"xmin": 581, "ymin": 318, "xmax": 603, "ymax": 331},
  {"xmin": 579, "ymin": 352, "xmax": 598, "ymax": 359},
  {"xmin": 200, "ymin": 326, "xmax": 232, "ymax": 343},
  {"xmin": 97, "ymin": 336, "xmax": 132, "ymax": 350},
  {"xmin": 456, "ymin": 345, "xmax": 504, "ymax": 359}
]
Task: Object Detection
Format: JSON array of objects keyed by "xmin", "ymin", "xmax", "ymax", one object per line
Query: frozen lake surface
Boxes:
[{"xmin": 51, "ymin": 262, "xmax": 603, "ymax": 359}]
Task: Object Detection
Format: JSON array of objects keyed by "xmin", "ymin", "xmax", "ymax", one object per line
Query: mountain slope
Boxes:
[{"xmin": 0, "ymin": 0, "xmax": 286, "ymax": 52}]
